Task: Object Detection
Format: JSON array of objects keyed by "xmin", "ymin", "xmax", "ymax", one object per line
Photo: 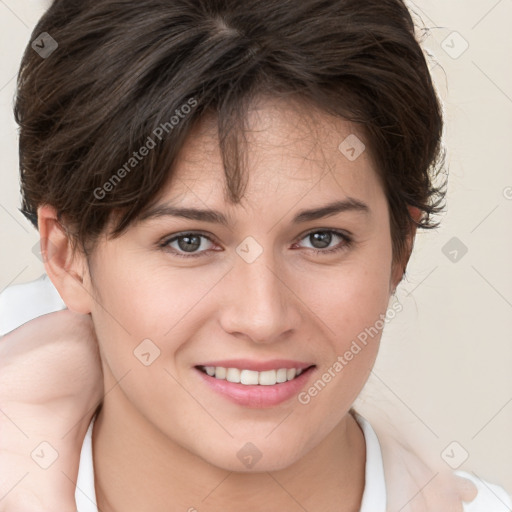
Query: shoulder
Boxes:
[
  {"xmin": 0, "ymin": 274, "xmax": 65, "ymax": 335},
  {"xmin": 455, "ymin": 470, "xmax": 512, "ymax": 512}
]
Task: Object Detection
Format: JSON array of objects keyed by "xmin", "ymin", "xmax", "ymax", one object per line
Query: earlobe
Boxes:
[
  {"xmin": 37, "ymin": 205, "xmax": 93, "ymax": 314},
  {"xmin": 407, "ymin": 206, "xmax": 422, "ymax": 226}
]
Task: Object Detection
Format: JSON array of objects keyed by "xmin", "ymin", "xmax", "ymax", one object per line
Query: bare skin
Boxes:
[
  {"xmin": 0, "ymin": 309, "xmax": 102, "ymax": 512},
  {"xmin": 1, "ymin": 96, "xmax": 478, "ymax": 511},
  {"xmin": 0, "ymin": 327, "xmax": 478, "ymax": 512},
  {"xmin": 38, "ymin": 96, "xmax": 395, "ymax": 511}
]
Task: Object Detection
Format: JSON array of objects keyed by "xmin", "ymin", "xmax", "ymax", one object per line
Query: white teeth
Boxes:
[
  {"xmin": 240, "ymin": 369, "xmax": 259, "ymax": 385},
  {"xmin": 286, "ymin": 368, "xmax": 297, "ymax": 380},
  {"xmin": 226, "ymin": 367, "xmax": 241, "ymax": 383},
  {"xmin": 202, "ymin": 366, "xmax": 308, "ymax": 385},
  {"xmin": 276, "ymin": 368, "xmax": 288, "ymax": 383},
  {"xmin": 259, "ymin": 369, "xmax": 277, "ymax": 385},
  {"xmin": 215, "ymin": 366, "xmax": 226, "ymax": 379}
]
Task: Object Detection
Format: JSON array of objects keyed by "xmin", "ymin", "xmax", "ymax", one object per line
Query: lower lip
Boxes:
[{"xmin": 194, "ymin": 367, "xmax": 315, "ymax": 408}]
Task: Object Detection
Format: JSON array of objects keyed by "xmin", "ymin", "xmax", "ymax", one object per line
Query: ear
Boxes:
[
  {"xmin": 390, "ymin": 206, "xmax": 422, "ymax": 292},
  {"xmin": 37, "ymin": 205, "xmax": 93, "ymax": 314}
]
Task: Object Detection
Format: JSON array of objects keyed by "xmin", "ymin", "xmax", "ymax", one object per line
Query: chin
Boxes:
[{"xmin": 194, "ymin": 437, "xmax": 304, "ymax": 473}]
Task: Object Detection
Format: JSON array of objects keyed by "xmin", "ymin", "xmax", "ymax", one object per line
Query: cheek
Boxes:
[
  {"xmin": 89, "ymin": 242, "xmax": 209, "ymax": 331},
  {"xmin": 304, "ymin": 243, "xmax": 393, "ymax": 348},
  {"xmin": 297, "ymin": 233, "xmax": 393, "ymax": 397},
  {"xmin": 293, "ymin": 264, "xmax": 392, "ymax": 435},
  {"xmin": 86, "ymin": 250, "xmax": 230, "ymax": 379}
]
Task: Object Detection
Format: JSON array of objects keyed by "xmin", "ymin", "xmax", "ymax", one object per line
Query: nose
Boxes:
[{"xmin": 218, "ymin": 249, "xmax": 302, "ymax": 345}]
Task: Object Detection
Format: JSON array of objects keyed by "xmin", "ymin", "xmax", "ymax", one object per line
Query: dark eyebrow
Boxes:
[
  {"xmin": 292, "ymin": 198, "xmax": 369, "ymax": 223},
  {"xmin": 139, "ymin": 198, "xmax": 369, "ymax": 226},
  {"xmin": 139, "ymin": 204, "xmax": 230, "ymax": 225}
]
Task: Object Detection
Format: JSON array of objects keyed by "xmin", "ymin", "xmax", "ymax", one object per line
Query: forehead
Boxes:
[{"xmin": 158, "ymin": 96, "xmax": 384, "ymax": 215}]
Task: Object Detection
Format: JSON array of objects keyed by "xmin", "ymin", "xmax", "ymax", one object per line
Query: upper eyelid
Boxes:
[
  {"xmin": 162, "ymin": 230, "xmax": 219, "ymax": 246},
  {"xmin": 299, "ymin": 227, "xmax": 352, "ymax": 239}
]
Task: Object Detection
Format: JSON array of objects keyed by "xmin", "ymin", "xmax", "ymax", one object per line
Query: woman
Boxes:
[{"xmin": 0, "ymin": 0, "xmax": 510, "ymax": 510}]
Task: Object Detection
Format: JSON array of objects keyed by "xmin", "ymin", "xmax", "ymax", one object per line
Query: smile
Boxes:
[{"xmin": 194, "ymin": 361, "xmax": 316, "ymax": 408}]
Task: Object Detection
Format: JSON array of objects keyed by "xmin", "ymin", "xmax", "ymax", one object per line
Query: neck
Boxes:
[{"xmin": 92, "ymin": 382, "xmax": 366, "ymax": 512}]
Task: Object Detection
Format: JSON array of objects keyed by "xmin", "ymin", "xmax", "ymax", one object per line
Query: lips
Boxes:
[{"xmin": 194, "ymin": 359, "xmax": 316, "ymax": 408}]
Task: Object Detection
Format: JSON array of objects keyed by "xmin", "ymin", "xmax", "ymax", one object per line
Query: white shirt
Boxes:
[{"xmin": 1, "ymin": 275, "xmax": 511, "ymax": 511}]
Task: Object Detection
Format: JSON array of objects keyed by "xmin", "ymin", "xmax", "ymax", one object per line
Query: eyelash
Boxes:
[{"xmin": 159, "ymin": 229, "xmax": 353, "ymax": 259}]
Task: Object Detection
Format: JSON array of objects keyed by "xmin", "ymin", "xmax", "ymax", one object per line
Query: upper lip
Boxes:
[{"xmin": 195, "ymin": 359, "xmax": 315, "ymax": 372}]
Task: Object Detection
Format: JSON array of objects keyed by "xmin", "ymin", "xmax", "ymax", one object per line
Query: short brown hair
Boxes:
[{"xmin": 15, "ymin": 0, "xmax": 446, "ymax": 266}]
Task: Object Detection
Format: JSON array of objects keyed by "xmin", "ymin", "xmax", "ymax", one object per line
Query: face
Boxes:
[{"xmin": 83, "ymin": 96, "xmax": 399, "ymax": 472}]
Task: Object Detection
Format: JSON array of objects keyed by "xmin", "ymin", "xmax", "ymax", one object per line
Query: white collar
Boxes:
[
  {"xmin": 354, "ymin": 412, "xmax": 387, "ymax": 511},
  {"xmin": 75, "ymin": 415, "xmax": 99, "ymax": 512},
  {"xmin": 75, "ymin": 412, "xmax": 386, "ymax": 511}
]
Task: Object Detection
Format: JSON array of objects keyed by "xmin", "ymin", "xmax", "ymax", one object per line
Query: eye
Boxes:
[
  {"xmin": 293, "ymin": 229, "xmax": 352, "ymax": 255},
  {"xmin": 159, "ymin": 229, "xmax": 352, "ymax": 259},
  {"xmin": 160, "ymin": 232, "xmax": 218, "ymax": 258}
]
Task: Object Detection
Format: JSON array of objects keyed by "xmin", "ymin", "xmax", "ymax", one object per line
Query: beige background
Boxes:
[{"xmin": 0, "ymin": 0, "xmax": 511, "ymax": 493}]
